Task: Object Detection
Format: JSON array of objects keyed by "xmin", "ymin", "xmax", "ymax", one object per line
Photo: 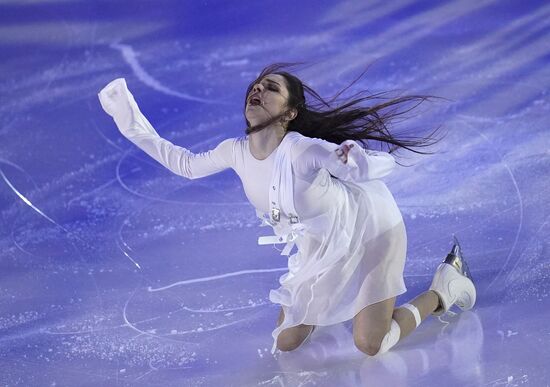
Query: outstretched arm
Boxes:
[
  {"xmin": 98, "ymin": 78, "xmax": 234, "ymax": 179},
  {"xmin": 294, "ymin": 137, "xmax": 396, "ymax": 182}
]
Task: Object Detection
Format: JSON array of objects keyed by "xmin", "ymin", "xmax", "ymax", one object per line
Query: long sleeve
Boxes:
[
  {"xmin": 294, "ymin": 137, "xmax": 396, "ymax": 182},
  {"xmin": 98, "ymin": 78, "xmax": 235, "ymax": 179}
]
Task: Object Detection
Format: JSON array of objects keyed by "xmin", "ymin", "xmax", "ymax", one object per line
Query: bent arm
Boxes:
[
  {"xmin": 98, "ymin": 78, "xmax": 234, "ymax": 179},
  {"xmin": 295, "ymin": 137, "xmax": 396, "ymax": 182}
]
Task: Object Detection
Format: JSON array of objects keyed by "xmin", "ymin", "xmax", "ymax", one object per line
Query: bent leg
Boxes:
[
  {"xmin": 353, "ymin": 296, "xmax": 396, "ymax": 356},
  {"xmin": 353, "ymin": 290, "xmax": 441, "ymax": 356},
  {"xmin": 275, "ymin": 307, "xmax": 315, "ymax": 352},
  {"xmin": 393, "ymin": 290, "xmax": 439, "ymax": 340}
]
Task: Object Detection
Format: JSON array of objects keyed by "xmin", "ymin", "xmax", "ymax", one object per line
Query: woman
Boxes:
[{"xmin": 98, "ymin": 63, "xmax": 476, "ymax": 356}]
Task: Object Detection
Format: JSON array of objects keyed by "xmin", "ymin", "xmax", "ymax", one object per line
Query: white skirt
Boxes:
[{"xmin": 269, "ymin": 170, "xmax": 407, "ymax": 353}]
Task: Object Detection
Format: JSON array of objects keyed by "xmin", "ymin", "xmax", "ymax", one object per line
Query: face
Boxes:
[{"xmin": 245, "ymin": 74, "xmax": 292, "ymax": 127}]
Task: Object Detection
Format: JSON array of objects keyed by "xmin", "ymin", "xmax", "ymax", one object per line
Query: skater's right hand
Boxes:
[{"xmin": 98, "ymin": 78, "xmax": 130, "ymax": 118}]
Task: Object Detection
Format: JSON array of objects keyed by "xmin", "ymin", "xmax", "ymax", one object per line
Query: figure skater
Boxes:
[{"xmin": 98, "ymin": 63, "xmax": 476, "ymax": 356}]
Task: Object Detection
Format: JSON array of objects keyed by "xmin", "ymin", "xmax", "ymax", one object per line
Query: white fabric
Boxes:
[
  {"xmin": 400, "ymin": 302, "xmax": 422, "ymax": 328},
  {"xmin": 262, "ymin": 131, "xmax": 306, "ymax": 256},
  {"xmin": 98, "ymin": 78, "xmax": 408, "ymax": 355},
  {"xmin": 378, "ymin": 319, "xmax": 401, "ymax": 355}
]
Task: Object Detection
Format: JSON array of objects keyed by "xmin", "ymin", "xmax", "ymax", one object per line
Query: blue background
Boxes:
[{"xmin": 0, "ymin": 1, "xmax": 549, "ymax": 386}]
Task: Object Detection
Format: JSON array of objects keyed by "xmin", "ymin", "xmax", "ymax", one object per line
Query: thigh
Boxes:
[{"xmin": 352, "ymin": 296, "xmax": 396, "ymax": 340}]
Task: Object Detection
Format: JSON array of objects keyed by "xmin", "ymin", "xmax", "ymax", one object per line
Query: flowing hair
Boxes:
[{"xmin": 243, "ymin": 62, "xmax": 444, "ymax": 156}]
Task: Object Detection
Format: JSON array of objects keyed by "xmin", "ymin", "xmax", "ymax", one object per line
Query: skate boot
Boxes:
[{"xmin": 429, "ymin": 236, "xmax": 476, "ymax": 316}]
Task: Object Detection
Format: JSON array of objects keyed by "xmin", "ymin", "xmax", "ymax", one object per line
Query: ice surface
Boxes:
[{"xmin": 1, "ymin": 1, "xmax": 549, "ymax": 386}]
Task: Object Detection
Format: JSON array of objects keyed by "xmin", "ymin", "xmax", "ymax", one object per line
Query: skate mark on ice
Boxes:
[
  {"xmin": 110, "ymin": 42, "xmax": 224, "ymax": 104},
  {"xmin": 504, "ymin": 215, "xmax": 550, "ymax": 286},
  {"xmin": 181, "ymin": 301, "xmax": 271, "ymax": 313},
  {"xmin": 116, "ymin": 237, "xmax": 142, "ymax": 270},
  {"xmin": 0, "ymin": 167, "xmax": 72, "ymax": 234},
  {"xmin": 148, "ymin": 267, "xmax": 287, "ymax": 292},
  {"xmin": 461, "ymin": 123, "xmax": 524, "ymax": 292}
]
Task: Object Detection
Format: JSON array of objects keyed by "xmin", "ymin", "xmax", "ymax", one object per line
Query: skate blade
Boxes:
[{"xmin": 443, "ymin": 235, "xmax": 473, "ymax": 282}]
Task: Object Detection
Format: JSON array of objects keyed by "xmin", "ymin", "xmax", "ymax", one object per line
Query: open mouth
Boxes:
[{"xmin": 248, "ymin": 96, "xmax": 262, "ymax": 106}]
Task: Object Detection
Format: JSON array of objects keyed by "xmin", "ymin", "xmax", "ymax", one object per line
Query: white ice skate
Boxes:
[{"xmin": 430, "ymin": 236, "xmax": 476, "ymax": 316}]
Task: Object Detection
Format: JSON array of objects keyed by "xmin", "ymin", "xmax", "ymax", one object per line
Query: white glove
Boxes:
[{"xmin": 97, "ymin": 78, "xmax": 134, "ymax": 131}]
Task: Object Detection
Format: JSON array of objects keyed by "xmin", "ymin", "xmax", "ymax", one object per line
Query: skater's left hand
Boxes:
[{"xmin": 335, "ymin": 143, "xmax": 354, "ymax": 164}]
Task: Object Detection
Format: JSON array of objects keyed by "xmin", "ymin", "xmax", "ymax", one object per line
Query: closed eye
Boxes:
[{"xmin": 247, "ymin": 79, "xmax": 280, "ymax": 98}]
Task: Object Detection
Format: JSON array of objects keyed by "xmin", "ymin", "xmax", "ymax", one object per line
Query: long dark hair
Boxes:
[{"xmin": 243, "ymin": 62, "xmax": 444, "ymax": 155}]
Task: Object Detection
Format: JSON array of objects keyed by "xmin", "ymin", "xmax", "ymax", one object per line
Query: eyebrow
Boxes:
[{"xmin": 264, "ymin": 79, "xmax": 281, "ymax": 87}]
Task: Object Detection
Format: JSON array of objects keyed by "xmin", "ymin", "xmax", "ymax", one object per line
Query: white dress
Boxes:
[{"xmin": 98, "ymin": 78, "xmax": 408, "ymax": 354}]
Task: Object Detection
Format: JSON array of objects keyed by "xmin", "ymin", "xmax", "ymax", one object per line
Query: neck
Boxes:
[{"xmin": 248, "ymin": 124, "xmax": 287, "ymax": 160}]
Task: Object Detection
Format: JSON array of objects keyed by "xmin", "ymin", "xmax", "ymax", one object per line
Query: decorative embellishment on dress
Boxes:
[
  {"xmin": 271, "ymin": 208, "xmax": 281, "ymax": 222},
  {"xmin": 257, "ymin": 217, "xmax": 307, "ymax": 255},
  {"xmin": 256, "ymin": 132, "xmax": 307, "ymax": 256}
]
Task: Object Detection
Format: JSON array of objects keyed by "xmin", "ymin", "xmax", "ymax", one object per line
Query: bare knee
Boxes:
[
  {"xmin": 352, "ymin": 297, "xmax": 397, "ymax": 356},
  {"xmin": 354, "ymin": 334, "xmax": 384, "ymax": 356},
  {"xmin": 276, "ymin": 324, "xmax": 315, "ymax": 352},
  {"xmin": 276, "ymin": 309, "xmax": 302, "ymax": 352},
  {"xmin": 276, "ymin": 334, "xmax": 304, "ymax": 352}
]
